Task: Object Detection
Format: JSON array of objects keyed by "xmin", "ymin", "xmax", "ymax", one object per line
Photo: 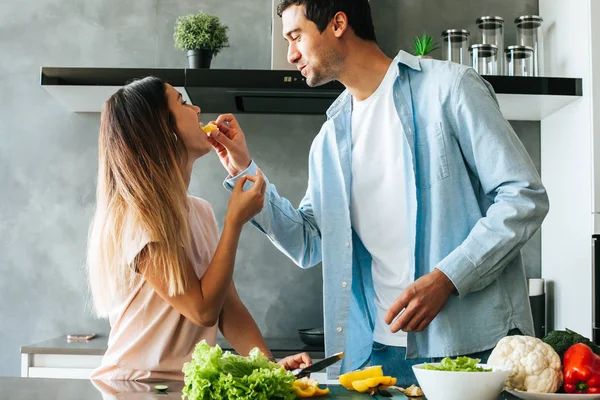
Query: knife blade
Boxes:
[{"xmin": 293, "ymin": 352, "xmax": 344, "ymax": 379}]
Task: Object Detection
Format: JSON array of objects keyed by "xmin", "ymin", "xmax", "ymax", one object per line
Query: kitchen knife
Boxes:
[{"xmin": 293, "ymin": 352, "xmax": 344, "ymax": 379}]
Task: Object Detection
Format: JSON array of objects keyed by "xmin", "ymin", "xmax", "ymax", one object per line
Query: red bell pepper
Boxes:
[{"xmin": 564, "ymin": 343, "xmax": 600, "ymax": 393}]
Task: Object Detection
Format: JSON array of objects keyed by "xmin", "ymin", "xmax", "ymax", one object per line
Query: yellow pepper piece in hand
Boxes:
[
  {"xmin": 338, "ymin": 365, "xmax": 383, "ymax": 389},
  {"xmin": 199, "ymin": 122, "xmax": 218, "ymax": 134}
]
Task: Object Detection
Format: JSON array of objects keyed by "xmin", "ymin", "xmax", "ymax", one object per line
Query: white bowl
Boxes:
[{"xmin": 412, "ymin": 363, "xmax": 511, "ymax": 400}]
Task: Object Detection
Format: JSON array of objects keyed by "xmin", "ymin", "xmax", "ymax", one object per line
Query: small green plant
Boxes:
[
  {"xmin": 173, "ymin": 12, "xmax": 229, "ymax": 54},
  {"xmin": 412, "ymin": 32, "xmax": 439, "ymax": 56}
]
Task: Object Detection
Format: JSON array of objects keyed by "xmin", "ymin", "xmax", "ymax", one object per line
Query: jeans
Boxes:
[{"xmin": 369, "ymin": 328, "xmax": 522, "ymax": 387}]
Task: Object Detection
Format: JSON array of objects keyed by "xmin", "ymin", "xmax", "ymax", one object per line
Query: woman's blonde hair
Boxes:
[{"xmin": 87, "ymin": 76, "xmax": 191, "ymax": 317}]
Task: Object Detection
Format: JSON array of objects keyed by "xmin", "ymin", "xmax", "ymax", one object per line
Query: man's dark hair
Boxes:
[{"xmin": 277, "ymin": 0, "xmax": 377, "ymax": 42}]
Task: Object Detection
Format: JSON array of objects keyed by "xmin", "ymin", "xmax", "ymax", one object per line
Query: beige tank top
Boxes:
[{"xmin": 91, "ymin": 196, "xmax": 219, "ymax": 381}]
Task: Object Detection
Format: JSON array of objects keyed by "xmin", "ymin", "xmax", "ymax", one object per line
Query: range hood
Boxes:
[
  {"xmin": 41, "ymin": 67, "xmax": 343, "ymax": 115},
  {"xmin": 186, "ymin": 69, "xmax": 342, "ymax": 114}
]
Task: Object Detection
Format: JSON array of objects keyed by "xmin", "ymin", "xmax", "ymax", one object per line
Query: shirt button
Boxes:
[
  {"xmin": 345, "ymin": 242, "xmax": 350, "ymax": 248},
  {"xmin": 337, "ymin": 327, "xmax": 343, "ymax": 333},
  {"xmin": 342, "ymin": 281, "xmax": 348, "ymax": 288},
  {"xmin": 400, "ymin": 75, "xmax": 405, "ymax": 80}
]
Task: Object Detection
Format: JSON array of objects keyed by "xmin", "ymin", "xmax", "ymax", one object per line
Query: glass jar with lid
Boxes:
[
  {"xmin": 470, "ymin": 44, "xmax": 499, "ymax": 75},
  {"xmin": 476, "ymin": 16, "xmax": 504, "ymax": 71},
  {"xmin": 515, "ymin": 15, "xmax": 544, "ymax": 76},
  {"xmin": 442, "ymin": 29, "xmax": 470, "ymax": 65},
  {"xmin": 505, "ymin": 45, "xmax": 534, "ymax": 76}
]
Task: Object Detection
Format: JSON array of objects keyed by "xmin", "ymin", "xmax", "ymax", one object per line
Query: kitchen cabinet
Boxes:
[{"xmin": 20, "ymin": 336, "xmax": 106, "ymax": 379}]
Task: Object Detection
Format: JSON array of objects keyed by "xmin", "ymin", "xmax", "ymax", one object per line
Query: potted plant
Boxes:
[
  {"xmin": 412, "ymin": 32, "xmax": 439, "ymax": 59},
  {"xmin": 173, "ymin": 12, "xmax": 229, "ymax": 69}
]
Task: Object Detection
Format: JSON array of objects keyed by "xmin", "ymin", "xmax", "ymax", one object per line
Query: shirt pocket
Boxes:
[{"xmin": 415, "ymin": 122, "xmax": 450, "ymax": 189}]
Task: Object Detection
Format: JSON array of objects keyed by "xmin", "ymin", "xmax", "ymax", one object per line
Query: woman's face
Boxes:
[{"xmin": 165, "ymin": 84, "xmax": 212, "ymax": 158}]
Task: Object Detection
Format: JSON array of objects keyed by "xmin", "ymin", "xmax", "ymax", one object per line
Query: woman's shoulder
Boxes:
[
  {"xmin": 188, "ymin": 195, "xmax": 213, "ymax": 213},
  {"xmin": 187, "ymin": 196, "xmax": 218, "ymax": 229},
  {"xmin": 187, "ymin": 196, "xmax": 219, "ymax": 245}
]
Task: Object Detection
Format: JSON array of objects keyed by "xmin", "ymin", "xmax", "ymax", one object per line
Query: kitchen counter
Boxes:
[
  {"xmin": 0, "ymin": 377, "xmax": 521, "ymax": 399},
  {"xmin": 20, "ymin": 335, "xmax": 325, "ymax": 359},
  {"xmin": 20, "ymin": 335, "xmax": 325, "ymax": 380}
]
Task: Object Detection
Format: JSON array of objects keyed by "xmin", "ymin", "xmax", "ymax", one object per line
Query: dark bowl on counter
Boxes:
[{"xmin": 298, "ymin": 328, "xmax": 324, "ymax": 347}]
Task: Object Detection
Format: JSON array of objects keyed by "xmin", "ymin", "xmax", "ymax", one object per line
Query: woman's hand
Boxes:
[
  {"xmin": 225, "ymin": 170, "xmax": 266, "ymax": 227},
  {"xmin": 277, "ymin": 352, "xmax": 312, "ymax": 371}
]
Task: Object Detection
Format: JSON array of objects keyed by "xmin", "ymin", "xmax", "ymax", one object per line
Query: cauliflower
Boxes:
[{"xmin": 487, "ymin": 335, "xmax": 562, "ymax": 393}]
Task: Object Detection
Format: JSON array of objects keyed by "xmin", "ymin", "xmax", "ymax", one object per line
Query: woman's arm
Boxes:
[
  {"xmin": 218, "ymin": 282, "xmax": 272, "ymax": 357},
  {"xmin": 139, "ymin": 219, "xmax": 241, "ymax": 327},
  {"xmin": 139, "ymin": 174, "xmax": 266, "ymax": 327},
  {"xmin": 219, "ymin": 283, "xmax": 312, "ymax": 370}
]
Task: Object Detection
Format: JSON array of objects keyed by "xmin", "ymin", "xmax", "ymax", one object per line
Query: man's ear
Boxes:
[{"xmin": 331, "ymin": 11, "xmax": 349, "ymax": 38}]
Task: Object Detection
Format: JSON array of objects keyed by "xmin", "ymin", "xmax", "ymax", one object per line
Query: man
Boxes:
[{"xmin": 206, "ymin": 0, "xmax": 549, "ymax": 385}]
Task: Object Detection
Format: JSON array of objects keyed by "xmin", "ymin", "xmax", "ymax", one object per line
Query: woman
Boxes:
[{"xmin": 87, "ymin": 76, "xmax": 310, "ymax": 381}]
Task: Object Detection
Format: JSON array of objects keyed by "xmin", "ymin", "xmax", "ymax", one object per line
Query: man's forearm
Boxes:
[{"xmin": 224, "ymin": 161, "xmax": 323, "ymax": 268}]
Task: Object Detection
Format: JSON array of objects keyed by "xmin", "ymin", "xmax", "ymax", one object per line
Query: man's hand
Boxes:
[
  {"xmin": 277, "ymin": 352, "xmax": 312, "ymax": 371},
  {"xmin": 207, "ymin": 113, "xmax": 252, "ymax": 177},
  {"xmin": 385, "ymin": 269, "xmax": 456, "ymax": 333}
]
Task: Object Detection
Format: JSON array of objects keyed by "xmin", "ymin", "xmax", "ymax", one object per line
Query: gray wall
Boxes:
[{"xmin": 0, "ymin": 0, "xmax": 538, "ymax": 377}]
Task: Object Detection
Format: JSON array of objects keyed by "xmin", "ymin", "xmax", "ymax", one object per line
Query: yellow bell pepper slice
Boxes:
[
  {"xmin": 338, "ymin": 365, "xmax": 383, "ymax": 389},
  {"xmin": 351, "ymin": 376, "xmax": 397, "ymax": 393},
  {"xmin": 312, "ymin": 387, "xmax": 330, "ymax": 397},
  {"xmin": 199, "ymin": 122, "xmax": 218, "ymax": 134},
  {"xmin": 351, "ymin": 379, "xmax": 372, "ymax": 393},
  {"xmin": 363, "ymin": 376, "xmax": 396, "ymax": 387},
  {"xmin": 292, "ymin": 377, "xmax": 330, "ymax": 397},
  {"xmin": 293, "ymin": 385, "xmax": 317, "ymax": 398}
]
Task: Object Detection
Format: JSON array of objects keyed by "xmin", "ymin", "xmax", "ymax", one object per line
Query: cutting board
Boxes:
[{"xmin": 324, "ymin": 385, "xmax": 410, "ymax": 399}]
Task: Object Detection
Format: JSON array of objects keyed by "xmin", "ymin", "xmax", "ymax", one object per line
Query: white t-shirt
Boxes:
[{"xmin": 350, "ymin": 59, "xmax": 412, "ymax": 347}]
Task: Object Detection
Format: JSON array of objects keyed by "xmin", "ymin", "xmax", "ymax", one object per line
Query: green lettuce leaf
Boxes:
[
  {"xmin": 422, "ymin": 356, "xmax": 492, "ymax": 372},
  {"xmin": 182, "ymin": 340, "xmax": 296, "ymax": 400}
]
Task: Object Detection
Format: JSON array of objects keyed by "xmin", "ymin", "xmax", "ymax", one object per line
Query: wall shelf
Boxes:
[{"xmin": 41, "ymin": 67, "xmax": 582, "ymax": 121}]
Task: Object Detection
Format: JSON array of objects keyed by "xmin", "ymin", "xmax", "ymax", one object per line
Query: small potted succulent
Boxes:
[
  {"xmin": 173, "ymin": 12, "xmax": 229, "ymax": 69},
  {"xmin": 412, "ymin": 32, "xmax": 439, "ymax": 59}
]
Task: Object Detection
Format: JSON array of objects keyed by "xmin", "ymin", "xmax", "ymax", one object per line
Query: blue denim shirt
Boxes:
[{"xmin": 224, "ymin": 50, "xmax": 548, "ymax": 378}]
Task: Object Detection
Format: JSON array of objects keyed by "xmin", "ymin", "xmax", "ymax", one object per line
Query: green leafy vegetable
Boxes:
[
  {"xmin": 543, "ymin": 328, "xmax": 600, "ymax": 360},
  {"xmin": 422, "ymin": 356, "xmax": 492, "ymax": 372},
  {"xmin": 182, "ymin": 340, "xmax": 296, "ymax": 400}
]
